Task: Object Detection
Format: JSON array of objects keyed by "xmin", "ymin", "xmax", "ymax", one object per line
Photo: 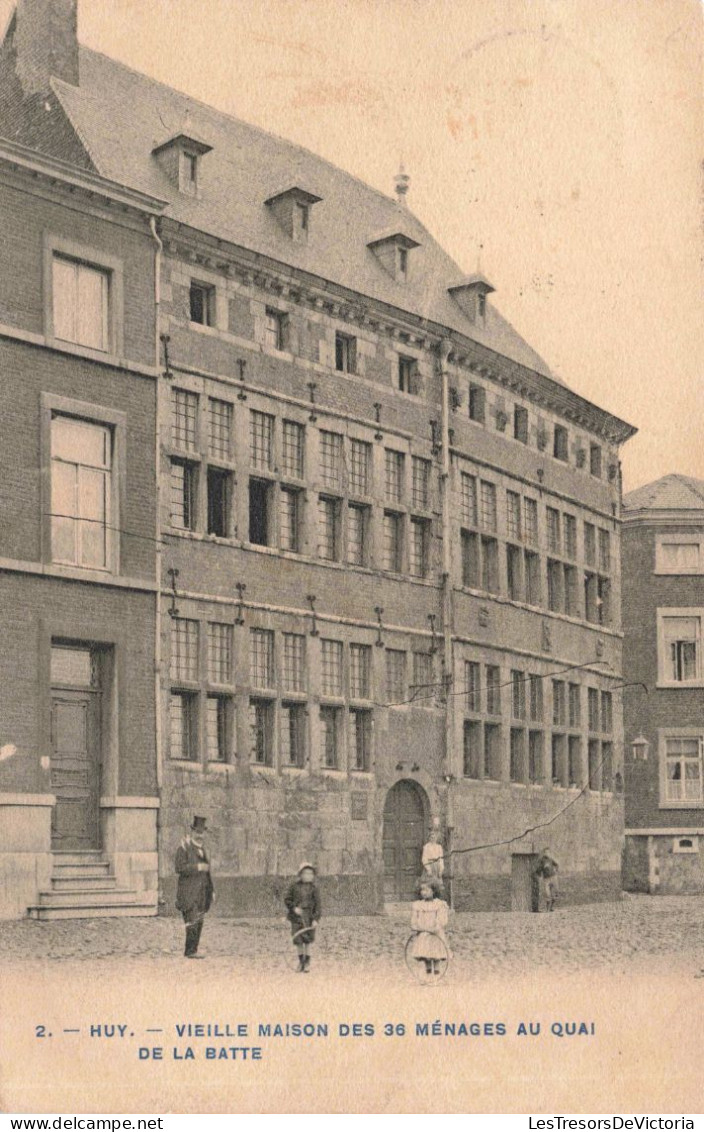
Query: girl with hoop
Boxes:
[
  {"xmin": 284, "ymin": 862, "xmax": 321, "ymax": 973},
  {"xmin": 407, "ymin": 877, "xmax": 450, "ymax": 978}
]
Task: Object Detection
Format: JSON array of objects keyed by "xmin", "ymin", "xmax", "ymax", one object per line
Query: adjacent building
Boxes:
[
  {"xmin": 0, "ymin": 0, "xmax": 636, "ymax": 919},
  {"xmin": 622, "ymin": 475, "xmax": 704, "ymax": 894}
]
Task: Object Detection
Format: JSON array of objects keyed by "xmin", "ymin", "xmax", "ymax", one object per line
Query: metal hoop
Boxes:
[
  {"xmin": 404, "ymin": 931, "xmax": 450, "ymax": 984},
  {"xmin": 285, "ymin": 922, "xmax": 320, "ymax": 971}
]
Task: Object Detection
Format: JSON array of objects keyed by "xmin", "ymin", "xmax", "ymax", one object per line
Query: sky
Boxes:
[{"xmin": 3, "ymin": 0, "xmax": 701, "ymax": 492}]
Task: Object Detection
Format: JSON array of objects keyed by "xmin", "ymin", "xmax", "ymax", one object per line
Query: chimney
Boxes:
[{"xmin": 11, "ymin": 0, "xmax": 79, "ymax": 96}]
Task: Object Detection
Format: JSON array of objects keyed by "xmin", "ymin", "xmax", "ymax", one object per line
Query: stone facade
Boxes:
[{"xmin": 156, "ymin": 229, "xmax": 632, "ymax": 914}]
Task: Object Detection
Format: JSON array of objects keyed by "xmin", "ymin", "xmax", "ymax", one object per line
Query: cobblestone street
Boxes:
[
  {"xmin": 3, "ymin": 894, "xmax": 704, "ymax": 1114},
  {"xmin": 2, "ymin": 893, "xmax": 704, "ymax": 981}
]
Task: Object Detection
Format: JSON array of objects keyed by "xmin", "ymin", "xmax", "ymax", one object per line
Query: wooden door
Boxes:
[
  {"xmin": 382, "ymin": 781, "xmax": 426, "ymax": 901},
  {"xmin": 50, "ymin": 690, "xmax": 100, "ymax": 850},
  {"xmin": 511, "ymin": 853, "xmax": 539, "ymax": 912}
]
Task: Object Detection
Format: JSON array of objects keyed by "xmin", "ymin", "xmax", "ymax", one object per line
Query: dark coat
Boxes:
[
  {"xmin": 284, "ymin": 879, "xmax": 321, "ymax": 943},
  {"xmin": 175, "ymin": 838, "xmax": 214, "ymax": 914}
]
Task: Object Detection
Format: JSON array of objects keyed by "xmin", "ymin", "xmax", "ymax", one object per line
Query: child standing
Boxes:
[
  {"xmin": 408, "ymin": 879, "xmax": 450, "ymax": 976},
  {"xmin": 284, "ymin": 862, "xmax": 321, "ymax": 973}
]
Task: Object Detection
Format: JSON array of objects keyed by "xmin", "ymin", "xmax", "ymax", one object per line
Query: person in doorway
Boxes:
[
  {"xmin": 408, "ymin": 878, "xmax": 450, "ymax": 976},
  {"xmin": 175, "ymin": 815, "xmax": 215, "ymax": 958},
  {"xmin": 421, "ymin": 828, "xmax": 445, "ymax": 887},
  {"xmin": 533, "ymin": 847, "xmax": 559, "ymax": 912},
  {"xmin": 284, "ymin": 862, "xmax": 321, "ymax": 973}
]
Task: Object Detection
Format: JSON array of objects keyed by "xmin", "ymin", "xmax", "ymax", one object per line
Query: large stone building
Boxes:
[
  {"xmin": 0, "ymin": 0, "xmax": 636, "ymax": 919},
  {"xmin": 622, "ymin": 475, "xmax": 704, "ymax": 895}
]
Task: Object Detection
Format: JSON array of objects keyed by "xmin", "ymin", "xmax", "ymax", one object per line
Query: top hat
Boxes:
[{"xmin": 191, "ymin": 815, "xmax": 208, "ymax": 832}]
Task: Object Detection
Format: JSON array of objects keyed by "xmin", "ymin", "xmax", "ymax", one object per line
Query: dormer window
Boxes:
[
  {"xmin": 295, "ymin": 202, "xmax": 309, "ymax": 239},
  {"xmin": 265, "ymin": 187, "xmax": 322, "ymax": 243},
  {"xmin": 367, "ymin": 230, "xmax": 420, "ymax": 283},
  {"xmin": 152, "ymin": 131, "xmax": 213, "ymax": 195},
  {"xmin": 181, "ymin": 151, "xmax": 199, "ymax": 195},
  {"xmin": 448, "ymin": 274, "xmax": 495, "ymax": 323}
]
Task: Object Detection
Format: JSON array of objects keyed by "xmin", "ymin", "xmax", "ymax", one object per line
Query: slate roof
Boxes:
[
  {"xmin": 623, "ymin": 475, "xmax": 704, "ymax": 512},
  {"xmin": 48, "ymin": 45, "xmax": 559, "ymax": 381}
]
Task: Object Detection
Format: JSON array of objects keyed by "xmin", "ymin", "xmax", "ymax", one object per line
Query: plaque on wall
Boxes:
[{"xmin": 351, "ymin": 792, "xmax": 368, "ymax": 821}]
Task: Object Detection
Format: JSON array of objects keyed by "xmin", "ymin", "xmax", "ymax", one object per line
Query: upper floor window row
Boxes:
[{"xmin": 466, "ymin": 379, "xmax": 608, "ymax": 478}]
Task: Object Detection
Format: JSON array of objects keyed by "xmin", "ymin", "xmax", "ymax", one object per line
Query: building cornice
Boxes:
[
  {"xmin": 623, "ymin": 509, "xmax": 704, "ymax": 528},
  {"xmin": 159, "ymin": 217, "xmax": 636, "ymax": 447},
  {"xmin": 0, "ymin": 135, "xmax": 168, "ymax": 217}
]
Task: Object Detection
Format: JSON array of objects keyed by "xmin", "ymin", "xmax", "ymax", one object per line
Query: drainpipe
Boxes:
[
  {"xmin": 149, "ymin": 216, "xmax": 164, "ymax": 898},
  {"xmin": 439, "ymin": 339, "xmax": 454, "ymax": 905}
]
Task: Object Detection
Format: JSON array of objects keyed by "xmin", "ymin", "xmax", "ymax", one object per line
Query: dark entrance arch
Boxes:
[{"xmin": 382, "ymin": 780, "xmax": 428, "ymax": 901}]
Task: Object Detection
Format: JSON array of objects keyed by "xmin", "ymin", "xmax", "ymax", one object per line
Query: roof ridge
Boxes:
[{"xmin": 73, "ymin": 43, "xmax": 416, "ymax": 218}]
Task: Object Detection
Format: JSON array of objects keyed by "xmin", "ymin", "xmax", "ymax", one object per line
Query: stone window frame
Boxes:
[
  {"xmin": 43, "ymin": 234, "xmax": 124, "ymax": 359},
  {"xmin": 655, "ymin": 534, "xmax": 704, "ymax": 576},
  {"xmin": 168, "ymin": 613, "xmax": 238, "ymax": 767},
  {"xmin": 658, "ymin": 728, "xmax": 704, "ymax": 810},
  {"xmin": 167, "ymin": 384, "xmax": 238, "ymax": 540},
  {"xmin": 39, "ymin": 392, "xmax": 127, "ymax": 577}
]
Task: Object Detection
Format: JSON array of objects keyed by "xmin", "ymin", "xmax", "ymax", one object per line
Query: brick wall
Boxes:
[
  {"xmin": 0, "ymin": 338, "xmax": 156, "ymax": 577},
  {"xmin": 0, "ymin": 572, "xmax": 156, "ymax": 798},
  {"xmin": 0, "ymin": 182, "xmax": 156, "ymax": 366},
  {"xmin": 622, "ymin": 521, "xmax": 704, "ymax": 831}
]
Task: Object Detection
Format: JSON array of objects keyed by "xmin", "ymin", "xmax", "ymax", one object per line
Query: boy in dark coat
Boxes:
[
  {"xmin": 284, "ymin": 862, "xmax": 321, "ymax": 973},
  {"xmin": 175, "ymin": 815, "xmax": 214, "ymax": 958}
]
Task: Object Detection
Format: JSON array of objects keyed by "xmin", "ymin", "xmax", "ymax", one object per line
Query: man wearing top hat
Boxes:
[{"xmin": 175, "ymin": 815, "xmax": 215, "ymax": 958}]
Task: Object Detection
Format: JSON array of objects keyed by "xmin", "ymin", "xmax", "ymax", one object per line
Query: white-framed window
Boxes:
[
  {"xmin": 657, "ymin": 610, "xmax": 703, "ymax": 686},
  {"xmin": 52, "ymin": 256, "xmax": 110, "ymax": 352},
  {"xmin": 655, "ymin": 536, "xmax": 703, "ymax": 575},
  {"xmin": 659, "ymin": 731, "xmax": 704, "ymax": 807},
  {"xmin": 50, "ymin": 415, "xmax": 113, "ymax": 571}
]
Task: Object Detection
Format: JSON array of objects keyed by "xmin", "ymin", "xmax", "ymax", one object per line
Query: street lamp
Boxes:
[{"xmin": 630, "ymin": 735, "xmax": 650, "ymax": 762}]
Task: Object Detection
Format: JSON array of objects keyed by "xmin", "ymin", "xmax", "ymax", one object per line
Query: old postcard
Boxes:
[{"xmin": 0, "ymin": 0, "xmax": 702, "ymax": 1115}]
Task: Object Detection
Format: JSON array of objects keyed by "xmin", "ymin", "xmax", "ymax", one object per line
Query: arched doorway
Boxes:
[{"xmin": 382, "ymin": 780, "xmax": 428, "ymax": 901}]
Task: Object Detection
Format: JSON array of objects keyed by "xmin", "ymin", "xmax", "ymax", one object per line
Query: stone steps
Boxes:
[
  {"xmin": 27, "ymin": 854, "xmax": 156, "ymax": 920},
  {"xmin": 27, "ymin": 900, "xmax": 156, "ymax": 921}
]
